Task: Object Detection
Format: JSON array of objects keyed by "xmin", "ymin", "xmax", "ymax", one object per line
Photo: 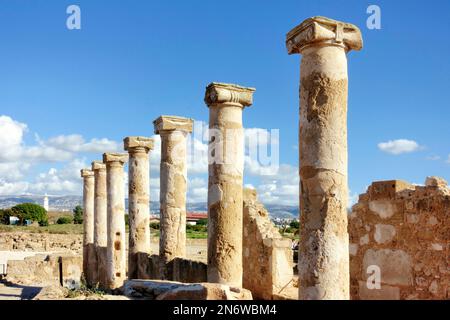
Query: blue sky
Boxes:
[{"xmin": 0, "ymin": 0, "xmax": 448, "ymax": 205}]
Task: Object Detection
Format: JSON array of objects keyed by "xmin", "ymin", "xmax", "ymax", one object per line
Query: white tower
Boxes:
[{"xmin": 43, "ymin": 194, "xmax": 49, "ymax": 211}]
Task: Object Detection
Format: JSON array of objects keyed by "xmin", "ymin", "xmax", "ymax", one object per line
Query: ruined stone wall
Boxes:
[
  {"xmin": 143, "ymin": 255, "xmax": 207, "ymax": 284},
  {"xmin": 6, "ymin": 254, "xmax": 82, "ymax": 289},
  {"xmin": 0, "ymin": 232, "xmax": 82, "ymax": 253},
  {"xmin": 242, "ymin": 189, "xmax": 295, "ymax": 300},
  {"xmin": 349, "ymin": 177, "xmax": 449, "ymax": 300}
]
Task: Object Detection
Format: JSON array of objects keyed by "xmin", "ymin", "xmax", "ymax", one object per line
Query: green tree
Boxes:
[
  {"xmin": 0, "ymin": 209, "xmax": 14, "ymax": 225},
  {"xmin": 196, "ymin": 218, "xmax": 208, "ymax": 226},
  {"xmin": 289, "ymin": 220, "xmax": 299, "ymax": 229},
  {"xmin": 57, "ymin": 216, "xmax": 73, "ymax": 224},
  {"xmin": 73, "ymin": 206, "xmax": 83, "ymax": 224},
  {"xmin": 150, "ymin": 222, "xmax": 160, "ymax": 230},
  {"xmin": 12, "ymin": 203, "xmax": 48, "ymax": 226}
]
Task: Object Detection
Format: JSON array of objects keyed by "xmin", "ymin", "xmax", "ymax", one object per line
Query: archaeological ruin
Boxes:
[
  {"xmin": 349, "ymin": 177, "xmax": 449, "ymax": 300},
  {"xmin": 2, "ymin": 15, "xmax": 448, "ymax": 301},
  {"xmin": 53, "ymin": 16, "xmax": 450, "ymax": 301}
]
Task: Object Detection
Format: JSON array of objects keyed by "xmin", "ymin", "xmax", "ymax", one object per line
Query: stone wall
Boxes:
[
  {"xmin": 0, "ymin": 232, "xmax": 82, "ymax": 253},
  {"xmin": 6, "ymin": 254, "xmax": 82, "ymax": 289},
  {"xmin": 349, "ymin": 177, "xmax": 449, "ymax": 300},
  {"xmin": 242, "ymin": 189, "xmax": 295, "ymax": 300},
  {"xmin": 141, "ymin": 254, "xmax": 207, "ymax": 284}
]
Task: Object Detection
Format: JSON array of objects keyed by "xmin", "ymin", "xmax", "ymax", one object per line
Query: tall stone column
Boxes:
[
  {"xmin": 204, "ymin": 82, "xmax": 255, "ymax": 287},
  {"xmin": 80, "ymin": 169, "xmax": 96, "ymax": 286},
  {"xmin": 103, "ymin": 153, "xmax": 128, "ymax": 291},
  {"xmin": 124, "ymin": 136, "xmax": 154, "ymax": 280},
  {"xmin": 92, "ymin": 161, "xmax": 108, "ymax": 288},
  {"xmin": 153, "ymin": 116, "xmax": 193, "ymax": 280},
  {"xmin": 285, "ymin": 16, "xmax": 363, "ymax": 300}
]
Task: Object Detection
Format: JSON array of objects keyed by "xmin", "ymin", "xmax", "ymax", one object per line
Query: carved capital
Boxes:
[
  {"xmin": 103, "ymin": 153, "xmax": 129, "ymax": 164},
  {"xmin": 204, "ymin": 82, "xmax": 255, "ymax": 108},
  {"xmin": 153, "ymin": 116, "xmax": 193, "ymax": 134},
  {"xmin": 124, "ymin": 136, "xmax": 154, "ymax": 152},
  {"xmin": 80, "ymin": 169, "xmax": 94, "ymax": 178},
  {"xmin": 286, "ymin": 16, "xmax": 363, "ymax": 54},
  {"xmin": 91, "ymin": 161, "xmax": 106, "ymax": 171}
]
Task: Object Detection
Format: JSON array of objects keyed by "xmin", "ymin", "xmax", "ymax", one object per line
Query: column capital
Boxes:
[
  {"xmin": 92, "ymin": 161, "xmax": 106, "ymax": 171},
  {"xmin": 204, "ymin": 82, "xmax": 255, "ymax": 108},
  {"xmin": 124, "ymin": 136, "xmax": 154, "ymax": 153},
  {"xmin": 153, "ymin": 115, "xmax": 193, "ymax": 134},
  {"xmin": 80, "ymin": 169, "xmax": 94, "ymax": 178},
  {"xmin": 103, "ymin": 153, "xmax": 129, "ymax": 165},
  {"xmin": 286, "ymin": 16, "xmax": 363, "ymax": 54}
]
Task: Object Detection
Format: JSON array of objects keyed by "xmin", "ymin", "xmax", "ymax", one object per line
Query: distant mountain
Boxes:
[{"xmin": 0, "ymin": 195, "xmax": 298, "ymax": 220}]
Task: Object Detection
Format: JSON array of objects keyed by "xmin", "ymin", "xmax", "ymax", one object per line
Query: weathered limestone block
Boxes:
[
  {"xmin": 349, "ymin": 177, "xmax": 450, "ymax": 300},
  {"xmin": 374, "ymin": 224, "xmax": 396, "ymax": 244},
  {"xmin": 242, "ymin": 188, "xmax": 295, "ymax": 300},
  {"xmin": 205, "ymin": 82, "xmax": 255, "ymax": 288},
  {"xmin": 153, "ymin": 116, "xmax": 193, "ymax": 280},
  {"xmin": 362, "ymin": 249, "xmax": 412, "ymax": 286},
  {"xmin": 92, "ymin": 161, "xmax": 108, "ymax": 288},
  {"xmin": 123, "ymin": 280, "xmax": 253, "ymax": 300},
  {"xmin": 80, "ymin": 169, "xmax": 96, "ymax": 286},
  {"xmin": 286, "ymin": 16, "xmax": 363, "ymax": 300},
  {"xmin": 358, "ymin": 281, "xmax": 400, "ymax": 300},
  {"xmin": 103, "ymin": 153, "xmax": 128, "ymax": 291},
  {"xmin": 124, "ymin": 136, "xmax": 154, "ymax": 280},
  {"xmin": 59, "ymin": 256, "xmax": 83, "ymax": 289},
  {"xmin": 141, "ymin": 255, "xmax": 207, "ymax": 283},
  {"xmin": 6, "ymin": 254, "xmax": 82, "ymax": 289},
  {"xmin": 425, "ymin": 176, "xmax": 448, "ymax": 188}
]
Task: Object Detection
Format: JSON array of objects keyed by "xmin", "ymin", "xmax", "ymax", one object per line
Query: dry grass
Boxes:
[{"xmin": 0, "ymin": 223, "xmax": 84, "ymax": 234}]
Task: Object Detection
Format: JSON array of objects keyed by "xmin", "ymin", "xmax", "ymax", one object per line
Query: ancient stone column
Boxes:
[
  {"xmin": 80, "ymin": 169, "xmax": 96, "ymax": 286},
  {"xmin": 285, "ymin": 16, "xmax": 363, "ymax": 300},
  {"xmin": 92, "ymin": 161, "xmax": 108, "ymax": 288},
  {"xmin": 124, "ymin": 136, "xmax": 154, "ymax": 280},
  {"xmin": 204, "ymin": 82, "xmax": 255, "ymax": 287},
  {"xmin": 103, "ymin": 153, "xmax": 128, "ymax": 291},
  {"xmin": 153, "ymin": 116, "xmax": 193, "ymax": 280}
]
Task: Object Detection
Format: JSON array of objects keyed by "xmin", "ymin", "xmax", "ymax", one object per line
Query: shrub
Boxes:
[
  {"xmin": 73, "ymin": 206, "xmax": 83, "ymax": 224},
  {"xmin": 57, "ymin": 216, "xmax": 73, "ymax": 224},
  {"xmin": 0, "ymin": 209, "xmax": 14, "ymax": 225},
  {"xmin": 187, "ymin": 224, "xmax": 207, "ymax": 232},
  {"xmin": 289, "ymin": 220, "xmax": 299, "ymax": 229},
  {"xmin": 150, "ymin": 222, "xmax": 160, "ymax": 230},
  {"xmin": 12, "ymin": 203, "xmax": 48, "ymax": 226},
  {"xmin": 196, "ymin": 218, "xmax": 208, "ymax": 226}
]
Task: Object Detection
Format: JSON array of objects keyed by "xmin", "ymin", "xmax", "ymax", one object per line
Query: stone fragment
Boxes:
[
  {"xmin": 242, "ymin": 188, "xmax": 295, "ymax": 300},
  {"xmin": 374, "ymin": 224, "xmax": 396, "ymax": 244},
  {"xmin": 123, "ymin": 280, "xmax": 253, "ymax": 300},
  {"xmin": 362, "ymin": 249, "xmax": 412, "ymax": 286},
  {"xmin": 425, "ymin": 176, "xmax": 448, "ymax": 188}
]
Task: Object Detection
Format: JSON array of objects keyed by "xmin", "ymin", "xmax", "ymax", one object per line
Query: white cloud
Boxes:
[
  {"xmin": 0, "ymin": 114, "xmax": 123, "ymax": 196},
  {"xmin": 426, "ymin": 155, "xmax": 441, "ymax": 161},
  {"xmin": 378, "ymin": 139, "xmax": 422, "ymax": 155},
  {"xmin": 446, "ymin": 155, "xmax": 450, "ymax": 164},
  {"xmin": 251, "ymin": 164, "xmax": 299, "ymax": 206},
  {"xmin": 46, "ymin": 134, "xmax": 120, "ymax": 153}
]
